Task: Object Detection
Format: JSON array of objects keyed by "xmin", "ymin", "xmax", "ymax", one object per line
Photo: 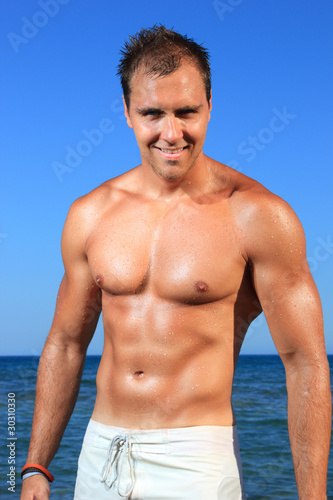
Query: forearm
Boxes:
[
  {"xmin": 26, "ymin": 337, "xmax": 86, "ymax": 467},
  {"xmin": 285, "ymin": 356, "xmax": 331, "ymax": 499}
]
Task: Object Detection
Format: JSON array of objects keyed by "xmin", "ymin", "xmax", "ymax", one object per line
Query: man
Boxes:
[{"xmin": 21, "ymin": 25, "xmax": 331, "ymax": 500}]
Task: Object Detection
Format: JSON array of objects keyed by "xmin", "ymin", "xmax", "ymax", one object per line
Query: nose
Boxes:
[{"xmin": 160, "ymin": 115, "xmax": 183, "ymax": 143}]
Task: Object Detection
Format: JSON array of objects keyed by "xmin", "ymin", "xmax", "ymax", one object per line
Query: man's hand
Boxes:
[{"xmin": 20, "ymin": 475, "xmax": 51, "ymax": 500}]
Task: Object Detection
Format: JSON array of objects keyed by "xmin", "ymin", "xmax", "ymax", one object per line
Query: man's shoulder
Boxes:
[
  {"xmin": 215, "ymin": 163, "xmax": 305, "ymax": 259},
  {"xmin": 232, "ymin": 178, "xmax": 297, "ymax": 230},
  {"xmin": 210, "ymin": 158, "xmax": 302, "ymax": 239},
  {"xmin": 61, "ymin": 170, "xmax": 139, "ymax": 254},
  {"xmin": 229, "ymin": 173, "xmax": 289, "ymax": 218},
  {"xmin": 210, "ymin": 160, "xmax": 291, "ymax": 215},
  {"xmin": 69, "ymin": 168, "xmax": 138, "ymax": 218},
  {"xmin": 210, "ymin": 159, "xmax": 280, "ymax": 208}
]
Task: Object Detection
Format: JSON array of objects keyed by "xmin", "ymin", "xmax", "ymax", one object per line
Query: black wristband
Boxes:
[{"xmin": 21, "ymin": 467, "xmax": 52, "ymax": 482}]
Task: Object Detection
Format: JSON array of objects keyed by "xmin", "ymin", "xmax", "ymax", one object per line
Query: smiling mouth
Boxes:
[{"xmin": 156, "ymin": 147, "xmax": 187, "ymax": 154}]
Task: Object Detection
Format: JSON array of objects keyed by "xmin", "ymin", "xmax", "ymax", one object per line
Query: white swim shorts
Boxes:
[{"xmin": 73, "ymin": 419, "xmax": 246, "ymax": 500}]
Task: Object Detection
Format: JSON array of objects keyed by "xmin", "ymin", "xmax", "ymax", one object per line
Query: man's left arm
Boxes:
[{"xmin": 246, "ymin": 193, "xmax": 331, "ymax": 499}]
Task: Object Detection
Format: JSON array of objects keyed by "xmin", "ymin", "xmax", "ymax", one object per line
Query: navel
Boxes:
[{"xmin": 195, "ymin": 281, "xmax": 209, "ymax": 292}]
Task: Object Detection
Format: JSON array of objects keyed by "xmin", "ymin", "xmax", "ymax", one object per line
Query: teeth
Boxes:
[{"xmin": 160, "ymin": 147, "xmax": 184, "ymax": 153}]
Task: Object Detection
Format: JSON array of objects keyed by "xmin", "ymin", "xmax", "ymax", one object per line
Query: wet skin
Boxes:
[
  {"xmin": 87, "ymin": 63, "xmax": 262, "ymax": 428},
  {"xmin": 88, "ymin": 179, "xmax": 260, "ymax": 428},
  {"xmin": 22, "ymin": 60, "xmax": 330, "ymax": 500},
  {"xmin": 54, "ymin": 61, "xmax": 323, "ymax": 430}
]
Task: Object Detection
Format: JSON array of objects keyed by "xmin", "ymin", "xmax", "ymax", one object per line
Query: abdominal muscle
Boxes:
[{"xmin": 91, "ymin": 294, "xmax": 237, "ymax": 429}]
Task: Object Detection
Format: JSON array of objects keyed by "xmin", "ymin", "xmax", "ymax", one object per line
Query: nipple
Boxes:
[
  {"xmin": 96, "ymin": 274, "xmax": 103, "ymax": 286},
  {"xmin": 195, "ymin": 281, "xmax": 209, "ymax": 292}
]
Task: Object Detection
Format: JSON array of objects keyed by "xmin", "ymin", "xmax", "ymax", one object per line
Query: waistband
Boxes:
[
  {"xmin": 85, "ymin": 420, "xmax": 240, "ymax": 498},
  {"xmin": 84, "ymin": 419, "xmax": 240, "ymax": 454}
]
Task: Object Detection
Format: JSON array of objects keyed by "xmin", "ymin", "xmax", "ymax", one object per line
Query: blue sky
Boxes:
[{"xmin": 1, "ymin": 0, "xmax": 332, "ymax": 355}]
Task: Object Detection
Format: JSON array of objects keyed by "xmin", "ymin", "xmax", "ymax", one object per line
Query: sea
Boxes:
[{"xmin": 0, "ymin": 355, "xmax": 332, "ymax": 499}]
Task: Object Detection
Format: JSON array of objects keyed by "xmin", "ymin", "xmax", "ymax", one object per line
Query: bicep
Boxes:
[
  {"xmin": 49, "ymin": 271, "xmax": 101, "ymax": 351},
  {"xmin": 47, "ymin": 200, "xmax": 102, "ymax": 351},
  {"xmin": 247, "ymin": 196, "xmax": 325, "ymax": 359}
]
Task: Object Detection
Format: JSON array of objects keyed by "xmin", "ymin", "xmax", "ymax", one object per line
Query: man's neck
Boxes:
[{"xmin": 137, "ymin": 154, "xmax": 212, "ymax": 201}]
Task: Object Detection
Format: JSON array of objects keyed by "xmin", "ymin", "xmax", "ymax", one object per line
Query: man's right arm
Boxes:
[{"xmin": 21, "ymin": 197, "xmax": 102, "ymax": 500}]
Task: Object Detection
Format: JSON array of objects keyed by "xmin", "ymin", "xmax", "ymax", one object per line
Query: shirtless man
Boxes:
[{"xmin": 21, "ymin": 26, "xmax": 331, "ymax": 500}]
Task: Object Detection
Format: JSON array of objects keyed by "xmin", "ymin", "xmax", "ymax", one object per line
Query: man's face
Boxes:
[{"xmin": 124, "ymin": 61, "xmax": 212, "ymax": 181}]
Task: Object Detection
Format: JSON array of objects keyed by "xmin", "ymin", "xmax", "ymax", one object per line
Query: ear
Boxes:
[
  {"xmin": 208, "ymin": 90, "xmax": 212, "ymax": 122},
  {"xmin": 123, "ymin": 95, "xmax": 133, "ymax": 129}
]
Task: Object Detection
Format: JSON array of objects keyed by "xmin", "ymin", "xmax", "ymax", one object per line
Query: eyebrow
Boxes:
[{"xmin": 136, "ymin": 105, "xmax": 203, "ymax": 114}]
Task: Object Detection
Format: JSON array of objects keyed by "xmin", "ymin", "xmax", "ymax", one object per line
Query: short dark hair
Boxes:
[{"xmin": 117, "ymin": 25, "xmax": 211, "ymax": 109}]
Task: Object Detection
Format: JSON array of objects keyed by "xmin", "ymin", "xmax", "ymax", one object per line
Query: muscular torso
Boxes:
[{"xmin": 87, "ymin": 165, "xmax": 261, "ymax": 429}]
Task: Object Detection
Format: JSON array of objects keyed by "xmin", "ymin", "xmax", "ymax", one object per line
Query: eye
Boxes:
[
  {"xmin": 177, "ymin": 108, "xmax": 196, "ymax": 117},
  {"xmin": 143, "ymin": 110, "xmax": 162, "ymax": 117}
]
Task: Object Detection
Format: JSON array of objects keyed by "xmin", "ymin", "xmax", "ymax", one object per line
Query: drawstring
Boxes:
[{"xmin": 100, "ymin": 433, "xmax": 135, "ymax": 497}]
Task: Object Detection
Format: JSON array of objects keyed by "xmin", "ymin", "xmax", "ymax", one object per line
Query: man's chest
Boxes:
[{"xmin": 86, "ymin": 201, "xmax": 247, "ymax": 303}]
